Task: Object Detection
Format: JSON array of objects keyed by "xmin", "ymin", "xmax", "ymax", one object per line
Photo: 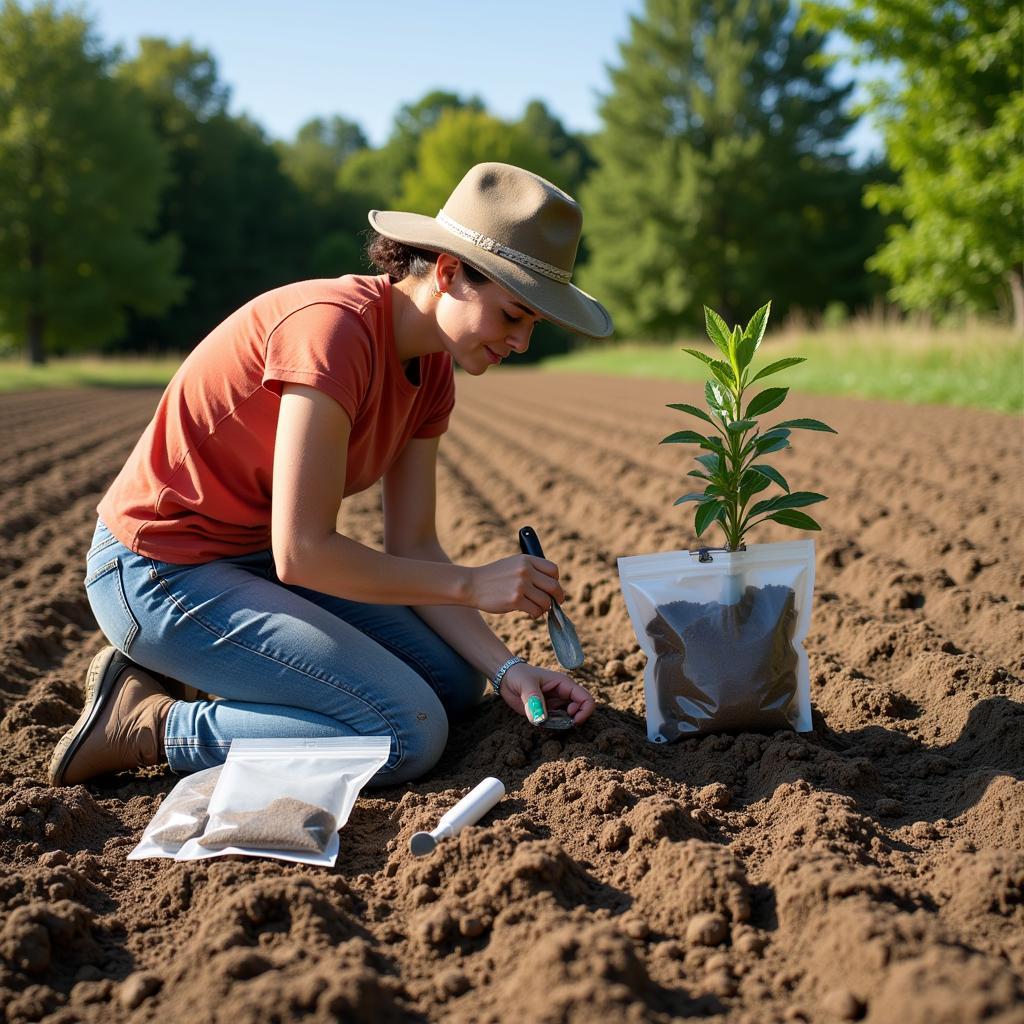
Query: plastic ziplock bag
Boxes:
[
  {"xmin": 128, "ymin": 765, "xmax": 223, "ymax": 859},
  {"xmin": 175, "ymin": 736, "xmax": 391, "ymax": 867},
  {"xmin": 618, "ymin": 539, "xmax": 815, "ymax": 743}
]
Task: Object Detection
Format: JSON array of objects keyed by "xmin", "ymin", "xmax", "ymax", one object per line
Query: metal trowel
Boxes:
[{"xmin": 518, "ymin": 526, "xmax": 585, "ymax": 670}]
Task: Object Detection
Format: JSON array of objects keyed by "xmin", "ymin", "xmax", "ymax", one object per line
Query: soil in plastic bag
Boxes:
[
  {"xmin": 198, "ymin": 796, "xmax": 337, "ymax": 854},
  {"xmin": 149, "ymin": 767, "xmax": 222, "ymax": 850},
  {"xmin": 646, "ymin": 582, "xmax": 798, "ymax": 736}
]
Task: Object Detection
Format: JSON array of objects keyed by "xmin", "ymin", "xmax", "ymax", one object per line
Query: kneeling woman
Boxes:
[{"xmin": 50, "ymin": 162, "xmax": 613, "ymax": 788}]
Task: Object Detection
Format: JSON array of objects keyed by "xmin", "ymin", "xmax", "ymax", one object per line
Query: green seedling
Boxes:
[{"xmin": 661, "ymin": 301, "xmax": 837, "ymax": 551}]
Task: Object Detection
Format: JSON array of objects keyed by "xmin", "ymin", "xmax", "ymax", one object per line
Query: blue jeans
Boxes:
[{"xmin": 82, "ymin": 516, "xmax": 487, "ymax": 785}]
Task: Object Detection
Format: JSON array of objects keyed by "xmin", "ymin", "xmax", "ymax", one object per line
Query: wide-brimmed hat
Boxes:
[{"xmin": 368, "ymin": 162, "xmax": 613, "ymax": 338}]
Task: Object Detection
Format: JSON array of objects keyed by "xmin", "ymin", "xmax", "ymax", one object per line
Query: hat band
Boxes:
[{"xmin": 436, "ymin": 210, "xmax": 572, "ymax": 284}]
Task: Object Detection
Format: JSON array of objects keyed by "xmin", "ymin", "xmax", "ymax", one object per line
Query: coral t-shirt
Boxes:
[{"xmin": 97, "ymin": 274, "xmax": 455, "ymax": 564}]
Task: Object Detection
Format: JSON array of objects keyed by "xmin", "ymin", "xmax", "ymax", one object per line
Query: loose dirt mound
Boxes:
[{"xmin": 1, "ymin": 374, "xmax": 1022, "ymax": 1022}]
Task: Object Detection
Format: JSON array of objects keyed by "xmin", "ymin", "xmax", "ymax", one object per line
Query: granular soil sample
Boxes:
[
  {"xmin": 646, "ymin": 582, "xmax": 798, "ymax": 738},
  {"xmin": 151, "ymin": 795, "xmax": 211, "ymax": 848},
  {"xmin": 150, "ymin": 768, "xmax": 222, "ymax": 849},
  {"xmin": 199, "ymin": 797, "xmax": 337, "ymax": 853}
]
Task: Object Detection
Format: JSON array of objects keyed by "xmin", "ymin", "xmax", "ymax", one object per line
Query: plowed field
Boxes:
[{"xmin": 1, "ymin": 372, "xmax": 1022, "ymax": 1023}]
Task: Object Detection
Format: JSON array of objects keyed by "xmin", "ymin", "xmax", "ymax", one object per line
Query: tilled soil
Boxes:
[{"xmin": 1, "ymin": 371, "xmax": 1022, "ymax": 1024}]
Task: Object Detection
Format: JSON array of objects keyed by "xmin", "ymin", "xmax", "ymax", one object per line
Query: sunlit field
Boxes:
[{"xmin": 544, "ymin": 318, "xmax": 1023, "ymax": 414}]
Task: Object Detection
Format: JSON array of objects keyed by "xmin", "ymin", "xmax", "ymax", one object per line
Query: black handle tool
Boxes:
[{"xmin": 518, "ymin": 526, "xmax": 584, "ymax": 670}]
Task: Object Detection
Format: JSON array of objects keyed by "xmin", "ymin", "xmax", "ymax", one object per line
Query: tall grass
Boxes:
[
  {"xmin": 0, "ymin": 354, "xmax": 183, "ymax": 392},
  {"xmin": 543, "ymin": 314, "xmax": 1023, "ymax": 414}
]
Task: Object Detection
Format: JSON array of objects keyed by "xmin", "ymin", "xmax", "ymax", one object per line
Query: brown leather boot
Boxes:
[
  {"xmin": 48, "ymin": 646, "xmax": 175, "ymax": 786},
  {"xmin": 150, "ymin": 673, "xmax": 213, "ymax": 703}
]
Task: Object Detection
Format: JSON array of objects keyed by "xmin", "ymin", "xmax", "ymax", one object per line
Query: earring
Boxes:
[{"xmin": 431, "ymin": 285, "xmax": 442, "ymax": 298}]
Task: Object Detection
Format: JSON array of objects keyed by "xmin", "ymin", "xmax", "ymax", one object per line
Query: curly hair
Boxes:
[{"xmin": 364, "ymin": 231, "xmax": 490, "ymax": 286}]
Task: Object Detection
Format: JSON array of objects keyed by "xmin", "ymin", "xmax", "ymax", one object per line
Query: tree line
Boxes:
[{"xmin": 0, "ymin": 0, "xmax": 1018, "ymax": 365}]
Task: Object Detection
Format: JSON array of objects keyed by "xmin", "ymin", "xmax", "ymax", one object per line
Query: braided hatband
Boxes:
[{"xmin": 436, "ymin": 210, "xmax": 572, "ymax": 284}]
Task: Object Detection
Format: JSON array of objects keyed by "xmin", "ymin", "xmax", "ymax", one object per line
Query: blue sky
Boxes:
[{"xmin": 84, "ymin": 0, "xmax": 882, "ymax": 161}]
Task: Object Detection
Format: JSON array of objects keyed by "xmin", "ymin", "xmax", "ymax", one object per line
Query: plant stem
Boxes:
[{"xmin": 726, "ymin": 370, "xmax": 745, "ymax": 550}]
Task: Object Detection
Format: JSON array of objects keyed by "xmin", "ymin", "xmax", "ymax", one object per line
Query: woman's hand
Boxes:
[
  {"xmin": 469, "ymin": 555, "xmax": 565, "ymax": 616},
  {"xmin": 499, "ymin": 662, "xmax": 596, "ymax": 726}
]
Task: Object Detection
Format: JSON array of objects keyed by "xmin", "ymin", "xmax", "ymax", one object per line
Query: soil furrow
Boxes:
[
  {"xmin": 459, "ymin": 384, "xmax": 1024, "ymax": 556},
  {"xmin": 1, "ymin": 381, "xmax": 1021, "ymax": 1024}
]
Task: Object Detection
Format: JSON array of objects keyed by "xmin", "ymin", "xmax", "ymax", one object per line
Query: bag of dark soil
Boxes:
[
  {"xmin": 128, "ymin": 765, "xmax": 223, "ymax": 859},
  {"xmin": 618, "ymin": 539, "xmax": 814, "ymax": 743},
  {"xmin": 174, "ymin": 736, "xmax": 391, "ymax": 867}
]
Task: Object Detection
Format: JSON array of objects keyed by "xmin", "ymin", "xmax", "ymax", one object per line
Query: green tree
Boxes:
[
  {"xmin": 517, "ymin": 99, "xmax": 596, "ymax": 195},
  {"xmin": 578, "ymin": 0, "xmax": 885, "ymax": 338},
  {"xmin": 276, "ymin": 115, "xmax": 371, "ymax": 277},
  {"xmin": 337, "ymin": 90, "xmax": 484, "ymax": 210},
  {"xmin": 398, "ymin": 108, "xmax": 566, "ymax": 214},
  {"xmin": 278, "ymin": 115, "xmax": 367, "ymax": 206},
  {"xmin": 0, "ymin": 1, "xmax": 183, "ymax": 363},
  {"xmin": 118, "ymin": 38, "xmax": 314, "ymax": 350},
  {"xmin": 802, "ymin": 0, "xmax": 1024, "ymax": 331}
]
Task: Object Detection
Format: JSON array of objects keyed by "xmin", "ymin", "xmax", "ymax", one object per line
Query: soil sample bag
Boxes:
[
  {"xmin": 618, "ymin": 539, "xmax": 815, "ymax": 743},
  {"xmin": 128, "ymin": 765, "xmax": 223, "ymax": 859},
  {"xmin": 175, "ymin": 736, "xmax": 391, "ymax": 867}
]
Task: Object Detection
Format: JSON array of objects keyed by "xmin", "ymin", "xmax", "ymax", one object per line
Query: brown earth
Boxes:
[{"xmin": 1, "ymin": 371, "xmax": 1022, "ymax": 1024}]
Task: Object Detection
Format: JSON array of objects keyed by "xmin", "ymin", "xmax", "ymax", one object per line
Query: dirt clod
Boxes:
[
  {"xmin": 686, "ymin": 912, "xmax": 729, "ymax": 947},
  {"xmin": 118, "ymin": 972, "xmax": 161, "ymax": 1010}
]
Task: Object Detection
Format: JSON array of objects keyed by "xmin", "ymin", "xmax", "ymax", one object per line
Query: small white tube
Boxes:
[{"xmin": 431, "ymin": 777, "xmax": 505, "ymax": 843}]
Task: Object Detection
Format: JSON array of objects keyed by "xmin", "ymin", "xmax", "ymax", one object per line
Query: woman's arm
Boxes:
[
  {"xmin": 383, "ymin": 431, "xmax": 596, "ymax": 725},
  {"xmin": 272, "ymin": 384, "xmax": 471, "ymax": 604},
  {"xmin": 382, "ymin": 435, "xmax": 514, "ymax": 679}
]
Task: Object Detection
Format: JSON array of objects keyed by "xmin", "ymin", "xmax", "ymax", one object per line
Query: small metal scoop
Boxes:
[
  {"xmin": 518, "ymin": 526, "xmax": 585, "ymax": 670},
  {"xmin": 541, "ymin": 708, "xmax": 575, "ymax": 731}
]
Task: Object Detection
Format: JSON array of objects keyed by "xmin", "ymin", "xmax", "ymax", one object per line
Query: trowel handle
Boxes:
[
  {"xmin": 436, "ymin": 777, "xmax": 505, "ymax": 835},
  {"xmin": 519, "ymin": 526, "xmax": 545, "ymax": 559}
]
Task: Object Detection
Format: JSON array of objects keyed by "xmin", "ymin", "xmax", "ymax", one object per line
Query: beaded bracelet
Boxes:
[{"xmin": 491, "ymin": 655, "xmax": 526, "ymax": 695}]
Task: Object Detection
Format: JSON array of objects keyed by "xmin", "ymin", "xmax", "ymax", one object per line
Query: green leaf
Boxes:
[
  {"xmin": 726, "ymin": 418, "xmax": 758, "ymax": 433},
  {"xmin": 739, "ymin": 468, "xmax": 771, "ymax": 502},
  {"xmin": 681, "ymin": 347, "xmax": 720, "ymax": 371},
  {"xmin": 749, "ymin": 496, "xmax": 779, "ymax": 517},
  {"xmin": 751, "ymin": 463, "xmax": 790, "ymax": 493},
  {"xmin": 765, "ymin": 509, "xmax": 821, "ymax": 531},
  {"xmin": 699, "ymin": 435, "xmax": 729, "ymax": 456},
  {"xmin": 710, "ymin": 362, "xmax": 737, "ymax": 394},
  {"xmin": 753, "ymin": 434, "xmax": 790, "ymax": 455},
  {"xmin": 742, "ymin": 426, "xmax": 790, "ymax": 458},
  {"xmin": 744, "ymin": 301, "xmax": 771, "ymax": 351},
  {"xmin": 768, "ymin": 491, "xmax": 828, "ymax": 511},
  {"xmin": 687, "ymin": 470, "xmax": 711, "ymax": 480},
  {"xmin": 705, "ymin": 380, "xmax": 731, "ymax": 419},
  {"xmin": 749, "ymin": 357, "xmax": 806, "ymax": 384},
  {"xmin": 736, "ymin": 332, "xmax": 758, "ymax": 375},
  {"xmin": 703, "ymin": 306, "xmax": 732, "ymax": 359},
  {"xmin": 667, "ymin": 402, "xmax": 715, "ymax": 425},
  {"xmin": 771, "ymin": 418, "xmax": 838, "ymax": 434},
  {"xmin": 673, "ymin": 492, "xmax": 714, "ymax": 506},
  {"xmin": 695, "ymin": 452, "xmax": 721, "ymax": 474},
  {"xmin": 750, "ymin": 491, "xmax": 827, "ymax": 516},
  {"xmin": 694, "ymin": 499, "xmax": 725, "ymax": 537},
  {"xmin": 660, "ymin": 429, "xmax": 709, "ymax": 445},
  {"xmin": 745, "ymin": 387, "xmax": 789, "ymax": 418}
]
